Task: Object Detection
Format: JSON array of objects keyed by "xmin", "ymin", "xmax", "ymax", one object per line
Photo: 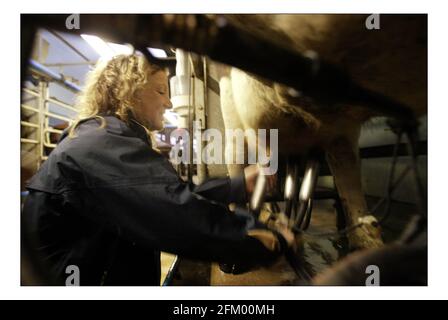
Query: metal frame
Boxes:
[
  {"xmin": 21, "ymin": 27, "xmax": 85, "ymax": 168},
  {"xmin": 21, "ymin": 70, "xmax": 79, "ymax": 169}
]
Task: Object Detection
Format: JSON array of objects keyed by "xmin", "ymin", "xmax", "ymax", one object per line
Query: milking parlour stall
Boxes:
[{"xmin": 20, "ymin": 14, "xmax": 427, "ymax": 288}]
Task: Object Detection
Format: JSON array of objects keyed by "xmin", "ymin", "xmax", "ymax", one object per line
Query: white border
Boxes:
[{"xmin": 1, "ymin": 0, "xmax": 446, "ymax": 300}]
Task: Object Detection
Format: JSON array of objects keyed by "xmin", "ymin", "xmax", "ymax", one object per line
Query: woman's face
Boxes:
[{"xmin": 134, "ymin": 70, "xmax": 172, "ymax": 131}]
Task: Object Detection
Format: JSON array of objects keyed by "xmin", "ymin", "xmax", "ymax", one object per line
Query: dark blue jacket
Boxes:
[{"xmin": 22, "ymin": 116, "xmax": 286, "ymax": 285}]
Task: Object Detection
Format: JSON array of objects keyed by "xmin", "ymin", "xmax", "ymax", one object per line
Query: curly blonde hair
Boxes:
[{"xmin": 69, "ymin": 54, "xmax": 164, "ymax": 144}]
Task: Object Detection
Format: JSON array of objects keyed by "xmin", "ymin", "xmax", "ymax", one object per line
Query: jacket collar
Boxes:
[
  {"xmin": 61, "ymin": 115, "xmax": 153, "ymax": 147},
  {"xmin": 128, "ymin": 118, "xmax": 153, "ymax": 146}
]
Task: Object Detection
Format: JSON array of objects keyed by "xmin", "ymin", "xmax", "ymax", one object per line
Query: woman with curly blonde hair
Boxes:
[
  {"xmin": 69, "ymin": 54, "xmax": 168, "ymax": 145},
  {"xmin": 22, "ymin": 53, "xmax": 292, "ymax": 286}
]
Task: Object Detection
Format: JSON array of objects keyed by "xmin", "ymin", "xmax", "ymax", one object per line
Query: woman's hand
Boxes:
[
  {"xmin": 275, "ymin": 224, "xmax": 296, "ymax": 248},
  {"xmin": 266, "ymin": 213, "xmax": 296, "ymax": 248}
]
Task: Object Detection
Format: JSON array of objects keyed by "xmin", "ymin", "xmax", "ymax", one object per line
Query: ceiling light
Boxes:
[
  {"xmin": 148, "ymin": 48, "xmax": 167, "ymax": 58},
  {"xmin": 81, "ymin": 34, "xmax": 133, "ymax": 60}
]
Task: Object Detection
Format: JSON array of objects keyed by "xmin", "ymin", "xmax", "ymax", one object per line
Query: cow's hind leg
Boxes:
[{"xmin": 326, "ymin": 134, "xmax": 383, "ymax": 250}]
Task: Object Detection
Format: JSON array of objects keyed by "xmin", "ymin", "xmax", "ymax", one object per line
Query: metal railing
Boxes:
[{"xmin": 21, "ymin": 62, "xmax": 80, "ymax": 169}]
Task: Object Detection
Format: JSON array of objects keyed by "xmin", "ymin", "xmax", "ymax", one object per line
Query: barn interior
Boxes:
[{"xmin": 20, "ymin": 14, "xmax": 427, "ymax": 286}]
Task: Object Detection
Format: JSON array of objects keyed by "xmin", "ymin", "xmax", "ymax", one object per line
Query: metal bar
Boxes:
[
  {"xmin": 43, "ymin": 126, "xmax": 62, "ymax": 148},
  {"xmin": 22, "ymin": 88, "xmax": 40, "ymax": 98},
  {"xmin": 187, "ymin": 54, "xmax": 194, "ymax": 183},
  {"xmin": 21, "ymin": 138, "xmax": 39, "ymax": 144},
  {"xmin": 250, "ymin": 173, "xmax": 267, "ymax": 217},
  {"xmin": 21, "ymin": 104, "xmax": 40, "ymax": 113},
  {"xmin": 301, "ymin": 198, "xmax": 313, "ymax": 230},
  {"xmin": 44, "ymin": 61, "xmax": 96, "ymax": 67},
  {"xmin": 284, "ymin": 160, "xmax": 299, "ymax": 218},
  {"xmin": 21, "ymin": 121, "xmax": 39, "ymax": 128},
  {"xmin": 46, "ymin": 96, "xmax": 78, "ymax": 113},
  {"xmin": 28, "ymin": 59, "xmax": 82, "ymax": 92},
  {"xmin": 196, "ymin": 56, "xmax": 208, "ymax": 184},
  {"xmin": 44, "ymin": 111, "xmax": 72, "ymax": 123},
  {"xmin": 44, "ymin": 127, "xmax": 64, "ymax": 134},
  {"xmin": 292, "ymin": 158, "xmax": 320, "ymax": 229},
  {"xmin": 22, "ymin": 96, "xmax": 38, "ymax": 103},
  {"xmin": 38, "ymin": 81, "xmax": 48, "ymax": 169},
  {"xmin": 43, "ymin": 142, "xmax": 57, "ymax": 148}
]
